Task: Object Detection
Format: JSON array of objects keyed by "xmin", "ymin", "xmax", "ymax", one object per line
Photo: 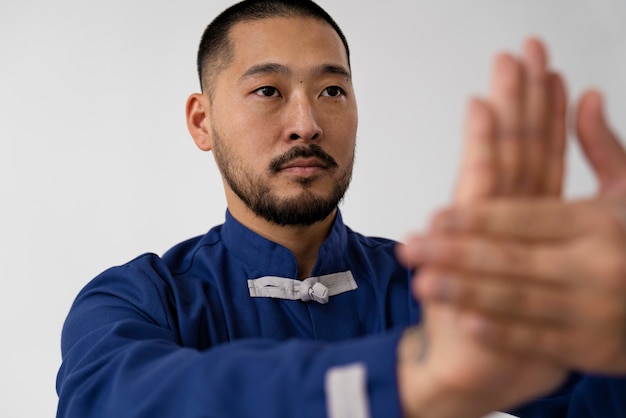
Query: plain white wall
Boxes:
[{"xmin": 1, "ymin": 0, "xmax": 625, "ymax": 416}]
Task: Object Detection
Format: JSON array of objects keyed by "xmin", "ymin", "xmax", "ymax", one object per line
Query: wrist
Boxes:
[{"xmin": 396, "ymin": 326, "xmax": 495, "ymax": 418}]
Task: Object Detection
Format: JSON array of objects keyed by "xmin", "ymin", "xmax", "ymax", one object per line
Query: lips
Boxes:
[
  {"xmin": 280, "ymin": 157, "xmax": 329, "ymax": 170},
  {"xmin": 278, "ymin": 158, "xmax": 329, "ymax": 177},
  {"xmin": 269, "ymin": 144, "xmax": 338, "ymax": 174}
]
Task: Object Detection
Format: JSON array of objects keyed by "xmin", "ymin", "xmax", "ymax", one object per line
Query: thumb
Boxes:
[{"xmin": 576, "ymin": 90, "xmax": 626, "ymax": 196}]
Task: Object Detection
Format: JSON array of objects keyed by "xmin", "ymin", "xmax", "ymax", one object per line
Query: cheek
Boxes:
[
  {"xmin": 214, "ymin": 107, "xmax": 278, "ymax": 156},
  {"xmin": 326, "ymin": 110, "xmax": 357, "ymax": 157}
]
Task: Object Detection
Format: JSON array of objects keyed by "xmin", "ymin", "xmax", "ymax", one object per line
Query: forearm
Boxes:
[
  {"xmin": 58, "ymin": 326, "xmax": 405, "ymax": 418},
  {"xmin": 56, "ymin": 266, "xmax": 407, "ymax": 418}
]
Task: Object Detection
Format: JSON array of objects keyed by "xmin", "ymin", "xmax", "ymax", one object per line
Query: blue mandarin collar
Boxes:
[{"xmin": 220, "ymin": 209, "xmax": 350, "ymax": 279}]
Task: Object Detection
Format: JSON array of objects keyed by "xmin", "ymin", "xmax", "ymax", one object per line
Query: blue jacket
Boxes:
[{"xmin": 56, "ymin": 210, "xmax": 626, "ymax": 417}]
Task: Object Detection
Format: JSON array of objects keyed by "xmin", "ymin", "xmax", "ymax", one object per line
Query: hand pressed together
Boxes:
[
  {"xmin": 397, "ymin": 39, "xmax": 577, "ymax": 417},
  {"xmin": 400, "ymin": 39, "xmax": 626, "ymax": 398}
]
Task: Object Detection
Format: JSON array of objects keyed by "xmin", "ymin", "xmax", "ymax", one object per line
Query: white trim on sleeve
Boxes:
[{"xmin": 325, "ymin": 363, "xmax": 370, "ymax": 418}]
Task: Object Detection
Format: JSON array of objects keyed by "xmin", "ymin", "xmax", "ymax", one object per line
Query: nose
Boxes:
[{"xmin": 286, "ymin": 95, "xmax": 322, "ymax": 141}]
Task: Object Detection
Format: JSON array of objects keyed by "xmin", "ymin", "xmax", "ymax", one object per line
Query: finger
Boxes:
[
  {"xmin": 542, "ymin": 72, "xmax": 568, "ymax": 196},
  {"xmin": 520, "ymin": 38, "xmax": 551, "ymax": 195},
  {"xmin": 454, "ymin": 98, "xmax": 498, "ymax": 205},
  {"xmin": 460, "ymin": 304, "xmax": 626, "ymax": 374},
  {"xmin": 489, "ymin": 53, "xmax": 524, "ymax": 195},
  {"xmin": 415, "ymin": 268, "xmax": 572, "ymax": 325},
  {"xmin": 576, "ymin": 90, "xmax": 626, "ymax": 197},
  {"xmin": 459, "ymin": 311, "xmax": 573, "ymax": 368},
  {"xmin": 431, "ymin": 198, "xmax": 593, "ymax": 241},
  {"xmin": 402, "ymin": 233, "xmax": 579, "ymax": 283},
  {"xmin": 405, "ymin": 224, "xmax": 626, "ymax": 295},
  {"xmin": 396, "ymin": 241, "xmax": 417, "ymax": 269}
]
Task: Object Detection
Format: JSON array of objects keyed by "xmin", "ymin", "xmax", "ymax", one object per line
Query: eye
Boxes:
[
  {"xmin": 321, "ymin": 86, "xmax": 344, "ymax": 97},
  {"xmin": 254, "ymin": 86, "xmax": 280, "ymax": 97}
]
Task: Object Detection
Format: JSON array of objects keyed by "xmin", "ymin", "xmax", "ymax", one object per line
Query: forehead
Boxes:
[{"xmin": 226, "ymin": 16, "xmax": 350, "ymax": 75}]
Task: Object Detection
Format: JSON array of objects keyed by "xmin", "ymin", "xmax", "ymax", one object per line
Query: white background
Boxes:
[{"xmin": 1, "ymin": 1, "xmax": 625, "ymax": 416}]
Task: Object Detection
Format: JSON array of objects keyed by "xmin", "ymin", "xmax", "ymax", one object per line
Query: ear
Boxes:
[{"xmin": 186, "ymin": 93, "xmax": 213, "ymax": 151}]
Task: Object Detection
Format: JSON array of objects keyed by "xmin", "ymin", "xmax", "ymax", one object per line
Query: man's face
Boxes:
[{"xmin": 208, "ymin": 16, "xmax": 358, "ymax": 226}]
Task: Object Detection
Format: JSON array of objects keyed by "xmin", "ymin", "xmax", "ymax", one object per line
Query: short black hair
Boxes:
[{"xmin": 197, "ymin": 0, "xmax": 350, "ymax": 97}]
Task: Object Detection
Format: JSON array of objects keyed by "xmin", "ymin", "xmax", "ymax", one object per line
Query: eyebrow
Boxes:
[
  {"xmin": 239, "ymin": 63, "xmax": 352, "ymax": 81},
  {"xmin": 240, "ymin": 63, "xmax": 290, "ymax": 80},
  {"xmin": 317, "ymin": 64, "xmax": 352, "ymax": 80}
]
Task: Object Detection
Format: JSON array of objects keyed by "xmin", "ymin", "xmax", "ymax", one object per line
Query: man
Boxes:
[{"xmin": 56, "ymin": 1, "xmax": 626, "ymax": 417}]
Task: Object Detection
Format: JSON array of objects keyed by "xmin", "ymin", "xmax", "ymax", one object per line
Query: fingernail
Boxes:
[
  {"xmin": 430, "ymin": 275, "xmax": 457, "ymax": 301},
  {"xmin": 432, "ymin": 209, "xmax": 460, "ymax": 232},
  {"xmin": 494, "ymin": 54, "xmax": 520, "ymax": 84},
  {"xmin": 405, "ymin": 236, "xmax": 428, "ymax": 260},
  {"xmin": 523, "ymin": 38, "xmax": 547, "ymax": 80}
]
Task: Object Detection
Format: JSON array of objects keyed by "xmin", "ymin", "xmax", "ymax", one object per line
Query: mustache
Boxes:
[{"xmin": 269, "ymin": 144, "xmax": 338, "ymax": 173}]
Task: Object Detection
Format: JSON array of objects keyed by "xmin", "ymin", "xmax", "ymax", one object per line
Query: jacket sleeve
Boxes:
[
  {"xmin": 56, "ymin": 255, "xmax": 404, "ymax": 418},
  {"xmin": 566, "ymin": 375, "xmax": 626, "ymax": 417},
  {"xmin": 505, "ymin": 370, "xmax": 626, "ymax": 418}
]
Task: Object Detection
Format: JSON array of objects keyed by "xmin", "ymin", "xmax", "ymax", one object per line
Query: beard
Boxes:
[{"xmin": 212, "ymin": 131, "xmax": 353, "ymax": 227}]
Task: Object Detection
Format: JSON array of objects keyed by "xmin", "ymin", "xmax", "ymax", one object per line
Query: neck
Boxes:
[{"xmin": 227, "ymin": 195, "xmax": 336, "ymax": 279}]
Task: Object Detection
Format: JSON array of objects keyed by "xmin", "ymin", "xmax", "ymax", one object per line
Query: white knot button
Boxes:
[
  {"xmin": 300, "ymin": 278, "xmax": 330, "ymax": 304},
  {"xmin": 248, "ymin": 271, "xmax": 357, "ymax": 303}
]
